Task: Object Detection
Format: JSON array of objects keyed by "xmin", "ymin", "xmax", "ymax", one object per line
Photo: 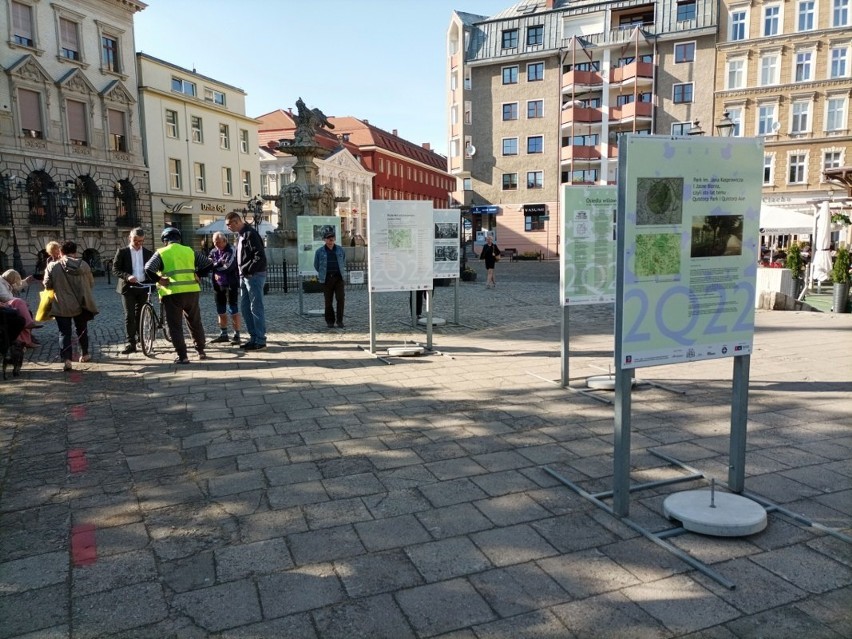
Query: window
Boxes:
[
  {"xmin": 18, "ymin": 88, "xmax": 42, "ymax": 138},
  {"xmin": 101, "ymin": 35, "xmax": 120, "ymax": 73},
  {"xmin": 525, "ymin": 213, "xmax": 545, "ymax": 231},
  {"xmin": 571, "ymin": 133, "xmax": 599, "ymax": 146},
  {"xmin": 501, "ymin": 29, "xmax": 518, "ymax": 49},
  {"xmin": 763, "ymin": 154, "xmax": 774, "ymax": 185},
  {"xmin": 731, "ymin": 10, "xmax": 747, "ymax": 40},
  {"xmin": 527, "ymin": 25, "xmax": 543, "ymax": 46},
  {"xmin": 462, "ymin": 177, "xmax": 472, "ymax": 191},
  {"xmin": 241, "ymin": 170, "xmax": 251, "ymax": 197},
  {"xmin": 108, "ymin": 109, "xmax": 126, "ymax": 151},
  {"xmin": 673, "ymin": 83, "xmax": 693, "ymax": 103},
  {"xmin": 794, "ymin": 51, "xmax": 813, "ymax": 82},
  {"xmin": 527, "ymin": 136, "xmax": 544, "ymax": 154},
  {"xmin": 204, "ymin": 88, "xmax": 225, "ymax": 105},
  {"xmin": 791, "ymin": 101, "xmax": 810, "ymax": 134},
  {"xmin": 502, "ymin": 138, "xmax": 518, "ymax": 156},
  {"xmin": 527, "ymin": 171, "xmax": 543, "ymax": 189},
  {"xmin": 172, "ymin": 77, "xmax": 196, "ymax": 96},
  {"xmin": 219, "ymin": 123, "xmax": 230, "ymax": 149},
  {"xmin": 165, "ymin": 109, "xmax": 178, "ymax": 138},
  {"xmin": 834, "ymin": 0, "xmax": 849, "ymax": 26},
  {"xmin": 502, "ymin": 173, "xmax": 518, "ymax": 190},
  {"xmin": 527, "ymin": 62, "xmax": 544, "ymax": 82},
  {"xmin": 727, "ymin": 107, "xmax": 743, "ymax": 136},
  {"xmin": 788, "ymin": 153, "xmax": 806, "ymax": 183},
  {"xmin": 502, "ymin": 66, "xmax": 518, "ymax": 84},
  {"xmin": 528, "ymin": 100, "xmax": 543, "ymax": 119},
  {"xmin": 758, "ymin": 104, "xmax": 777, "ymax": 135},
  {"xmin": 727, "ymin": 59, "xmax": 745, "ymax": 89},
  {"xmin": 824, "ymin": 151, "xmax": 843, "ymax": 173},
  {"xmin": 11, "ymin": 1, "xmax": 34, "ymax": 47},
  {"xmin": 825, "ymin": 96, "xmax": 846, "ymax": 131},
  {"xmin": 191, "ymin": 116, "xmax": 203, "ymax": 143},
  {"xmin": 760, "ymin": 54, "xmax": 779, "ymax": 85},
  {"xmin": 830, "ymin": 47, "xmax": 848, "ymax": 78},
  {"xmin": 66, "ymin": 99, "xmax": 87, "ymax": 146},
  {"xmin": 222, "ymin": 167, "xmax": 232, "ymax": 195},
  {"xmin": 797, "ymin": 0, "xmax": 815, "ymax": 30},
  {"xmin": 502, "ymin": 103, "xmax": 518, "ymax": 121},
  {"xmin": 675, "ymin": 42, "xmax": 695, "ymax": 63},
  {"xmin": 764, "ymin": 5, "xmax": 780, "ymax": 36},
  {"xmin": 168, "ymin": 159, "xmax": 182, "ymax": 190},
  {"xmin": 677, "ymin": 0, "xmax": 696, "ymax": 21},
  {"xmin": 239, "ymin": 129, "xmax": 249, "ymax": 153},
  {"xmin": 194, "ymin": 163, "xmax": 206, "ymax": 192},
  {"xmin": 672, "ymin": 122, "xmax": 692, "ymax": 135},
  {"xmin": 59, "ymin": 18, "xmax": 80, "ymax": 61},
  {"xmin": 565, "ymin": 169, "xmax": 599, "ymax": 183}
]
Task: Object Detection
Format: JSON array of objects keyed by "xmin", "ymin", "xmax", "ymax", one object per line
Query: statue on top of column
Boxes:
[{"xmin": 292, "ymin": 97, "xmax": 334, "ymax": 146}]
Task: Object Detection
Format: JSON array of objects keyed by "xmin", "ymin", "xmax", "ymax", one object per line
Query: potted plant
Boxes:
[
  {"xmin": 785, "ymin": 242, "xmax": 804, "ymax": 298},
  {"xmin": 460, "ymin": 265, "xmax": 477, "ymax": 282},
  {"xmin": 302, "ymin": 277, "xmax": 323, "ymax": 294},
  {"xmin": 831, "ymin": 244, "xmax": 850, "ymax": 313}
]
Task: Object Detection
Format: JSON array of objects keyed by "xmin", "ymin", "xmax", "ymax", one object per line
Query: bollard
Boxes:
[{"xmin": 282, "ymin": 258, "xmax": 288, "ymax": 293}]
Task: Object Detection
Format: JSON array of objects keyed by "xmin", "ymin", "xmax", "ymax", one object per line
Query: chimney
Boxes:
[
  {"xmin": 545, "ymin": 0, "xmax": 555, "ymax": 8},
  {"xmin": 392, "ymin": 129, "xmax": 398, "ymax": 137},
  {"xmin": 363, "ymin": 119, "xmax": 369, "ymax": 124},
  {"xmin": 422, "ymin": 143, "xmax": 431, "ymax": 151}
]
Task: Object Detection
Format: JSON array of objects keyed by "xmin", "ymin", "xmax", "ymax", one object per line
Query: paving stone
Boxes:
[
  {"xmin": 94, "ymin": 522, "xmax": 151, "ymax": 556},
  {"xmin": 72, "ymin": 549, "xmax": 158, "ymax": 597},
  {"xmin": 551, "ymin": 591, "xmax": 671, "ymax": 639},
  {"xmin": 750, "ymin": 545, "xmax": 852, "ymax": 593},
  {"xmin": 335, "ymin": 549, "xmax": 424, "ymax": 597},
  {"xmin": 207, "ymin": 470, "xmax": 265, "ymax": 497},
  {"xmin": 405, "ymin": 536, "xmax": 491, "ymax": 582},
  {"xmin": 470, "ymin": 523, "xmax": 558, "ymax": 566},
  {"xmin": 160, "ymin": 551, "xmax": 216, "ymax": 593},
  {"xmin": 469, "ymin": 563, "xmax": 571, "ymax": 617},
  {"xmin": 288, "ymin": 525, "xmax": 366, "ymax": 565},
  {"xmin": 0, "ymin": 551, "xmax": 67, "ymax": 594},
  {"xmin": 362, "ymin": 488, "xmax": 433, "ymax": 518},
  {"xmin": 73, "ymin": 581, "xmax": 168, "ymax": 637},
  {"xmin": 425, "ymin": 457, "xmax": 487, "ymax": 480},
  {"xmin": 419, "ymin": 478, "xmax": 488, "ymax": 507},
  {"xmin": 693, "ymin": 557, "xmax": 807, "ymax": 613},
  {"xmin": 146, "ymin": 502, "xmax": 240, "ymax": 561},
  {"xmin": 214, "ymin": 538, "xmax": 293, "ymax": 581},
  {"xmin": 257, "ymin": 563, "xmax": 345, "ymax": 617},
  {"xmin": 395, "ymin": 578, "xmax": 495, "ymax": 636},
  {"xmin": 311, "ymin": 593, "xmax": 416, "ymax": 639},
  {"xmin": 473, "ymin": 609, "xmax": 570, "ymax": 639},
  {"xmin": 126, "ymin": 451, "xmax": 183, "ymax": 472},
  {"xmin": 0, "ymin": 584, "xmax": 68, "ymax": 639},
  {"xmin": 211, "ymin": 613, "xmax": 317, "ymax": 639},
  {"xmin": 207, "ymin": 440, "xmax": 257, "ymax": 460},
  {"xmin": 302, "ymin": 497, "xmax": 373, "ymax": 529},
  {"xmin": 416, "ymin": 503, "xmax": 494, "ymax": 539},
  {"xmin": 532, "ymin": 512, "xmax": 619, "ymax": 553},
  {"xmin": 474, "ymin": 493, "xmax": 550, "ymax": 526},
  {"xmin": 267, "ymin": 480, "xmax": 329, "ymax": 509},
  {"xmin": 172, "ymin": 579, "xmax": 262, "ymax": 632},
  {"xmin": 322, "ymin": 472, "xmax": 385, "ymax": 498},
  {"xmin": 264, "ymin": 462, "xmax": 322, "ymax": 485},
  {"xmin": 724, "ymin": 603, "xmax": 842, "ymax": 639},
  {"xmin": 539, "ymin": 548, "xmax": 641, "ymax": 598},
  {"xmin": 354, "ymin": 513, "xmax": 431, "ymax": 551},
  {"xmin": 239, "ymin": 508, "xmax": 308, "ymax": 543}
]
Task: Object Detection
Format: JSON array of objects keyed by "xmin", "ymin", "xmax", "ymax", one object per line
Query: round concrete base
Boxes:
[
  {"xmin": 418, "ymin": 317, "xmax": 446, "ymax": 326},
  {"xmin": 663, "ymin": 490, "xmax": 767, "ymax": 537},
  {"xmin": 387, "ymin": 345, "xmax": 425, "ymax": 357},
  {"xmin": 306, "ymin": 309, "xmax": 324, "ymax": 317}
]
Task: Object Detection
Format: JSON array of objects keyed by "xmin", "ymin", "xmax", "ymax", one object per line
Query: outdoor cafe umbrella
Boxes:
[
  {"xmin": 812, "ymin": 201, "xmax": 833, "ymax": 282},
  {"xmin": 195, "ymin": 218, "xmax": 277, "ymax": 236}
]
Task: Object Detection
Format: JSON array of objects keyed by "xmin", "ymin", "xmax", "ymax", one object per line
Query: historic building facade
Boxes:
[
  {"xmin": 0, "ymin": 0, "xmax": 149, "ymax": 274},
  {"xmin": 136, "ymin": 53, "xmax": 260, "ymax": 247}
]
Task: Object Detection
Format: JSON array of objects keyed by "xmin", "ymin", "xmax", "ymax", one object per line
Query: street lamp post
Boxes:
[
  {"xmin": 688, "ymin": 119, "xmax": 705, "ymax": 136},
  {"xmin": 245, "ymin": 194, "xmax": 264, "ymax": 229},
  {"xmin": 50, "ymin": 180, "xmax": 78, "ymax": 241},
  {"xmin": 0, "ymin": 175, "xmax": 27, "ymax": 274},
  {"xmin": 715, "ymin": 110, "xmax": 736, "ymax": 137}
]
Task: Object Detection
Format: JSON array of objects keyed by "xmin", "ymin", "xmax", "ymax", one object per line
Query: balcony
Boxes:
[
  {"xmin": 561, "ymin": 145, "xmax": 602, "ymax": 164},
  {"xmin": 609, "ymin": 101, "xmax": 653, "ymax": 123},
  {"xmin": 611, "ymin": 61, "xmax": 654, "ymax": 86},
  {"xmin": 562, "ymin": 69, "xmax": 603, "ymax": 92},
  {"xmin": 561, "ymin": 106, "xmax": 603, "ymax": 129}
]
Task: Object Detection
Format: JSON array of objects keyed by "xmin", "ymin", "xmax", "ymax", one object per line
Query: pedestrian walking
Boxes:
[
  {"xmin": 144, "ymin": 228, "xmax": 212, "ymax": 364},
  {"xmin": 208, "ymin": 231, "xmax": 241, "ymax": 345},
  {"xmin": 0, "ymin": 269, "xmax": 41, "ymax": 348},
  {"xmin": 225, "ymin": 212, "xmax": 267, "ymax": 350},
  {"xmin": 112, "ymin": 228, "xmax": 153, "ymax": 354},
  {"xmin": 43, "ymin": 241, "xmax": 99, "ymax": 371},
  {"xmin": 480, "ymin": 235, "xmax": 501, "ymax": 288},
  {"xmin": 314, "ymin": 226, "xmax": 346, "ymax": 328}
]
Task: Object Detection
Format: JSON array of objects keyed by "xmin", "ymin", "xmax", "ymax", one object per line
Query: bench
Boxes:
[{"xmin": 501, "ymin": 248, "xmax": 518, "ymax": 262}]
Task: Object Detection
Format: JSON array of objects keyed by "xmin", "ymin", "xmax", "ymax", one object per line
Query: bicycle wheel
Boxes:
[
  {"xmin": 160, "ymin": 301, "xmax": 172, "ymax": 343},
  {"xmin": 139, "ymin": 303, "xmax": 157, "ymax": 356}
]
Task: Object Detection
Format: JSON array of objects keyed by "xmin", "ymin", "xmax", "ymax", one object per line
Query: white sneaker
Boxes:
[{"xmin": 80, "ymin": 354, "xmax": 91, "ymax": 363}]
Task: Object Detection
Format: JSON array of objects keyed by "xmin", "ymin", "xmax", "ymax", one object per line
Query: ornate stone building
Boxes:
[{"xmin": 0, "ymin": 0, "xmax": 149, "ymax": 274}]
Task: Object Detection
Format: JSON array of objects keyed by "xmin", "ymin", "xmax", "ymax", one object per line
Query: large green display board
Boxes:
[
  {"xmin": 297, "ymin": 217, "xmax": 341, "ymax": 276},
  {"xmin": 616, "ymin": 136, "xmax": 764, "ymax": 369}
]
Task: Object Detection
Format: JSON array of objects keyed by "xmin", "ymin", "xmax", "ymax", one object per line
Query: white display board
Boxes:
[
  {"xmin": 561, "ymin": 186, "xmax": 617, "ymax": 306},
  {"xmin": 297, "ymin": 216, "xmax": 341, "ymax": 276},
  {"xmin": 367, "ymin": 201, "xmax": 433, "ymax": 292},
  {"xmin": 616, "ymin": 135, "xmax": 764, "ymax": 370},
  {"xmin": 433, "ymin": 209, "xmax": 461, "ymax": 279}
]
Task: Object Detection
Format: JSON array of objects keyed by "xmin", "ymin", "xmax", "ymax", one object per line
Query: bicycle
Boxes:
[{"xmin": 132, "ymin": 284, "xmax": 171, "ymax": 357}]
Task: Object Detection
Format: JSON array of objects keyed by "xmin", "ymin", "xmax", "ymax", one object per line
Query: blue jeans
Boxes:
[{"xmin": 239, "ymin": 273, "xmax": 266, "ymax": 345}]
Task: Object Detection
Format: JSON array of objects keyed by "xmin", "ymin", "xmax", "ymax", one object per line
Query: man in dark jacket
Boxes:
[
  {"xmin": 112, "ymin": 228, "xmax": 153, "ymax": 354},
  {"xmin": 225, "ymin": 212, "xmax": 267, "ymax": 350}
]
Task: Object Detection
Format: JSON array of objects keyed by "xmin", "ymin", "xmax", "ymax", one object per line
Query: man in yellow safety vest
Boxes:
[{"xmin": 144, "ymin": 227, "xmax": 213, "ymax": 364}]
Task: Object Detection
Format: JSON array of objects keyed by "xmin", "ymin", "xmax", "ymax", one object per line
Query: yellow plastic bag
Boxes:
[{"xmin": 35, "ymin": 289, "xmax": 54, "ymax": 322}]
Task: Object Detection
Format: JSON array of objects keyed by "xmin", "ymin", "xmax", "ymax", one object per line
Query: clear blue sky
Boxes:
[{"xmin": 134, "ymin": 0, "xmax": 510, "ymax": 156}]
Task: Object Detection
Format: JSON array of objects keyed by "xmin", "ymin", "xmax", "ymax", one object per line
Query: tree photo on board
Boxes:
[
  {"xmin": 831, "ymin": 244, "xmax": 850, "ymax": 313},
  {"xmin": 785, "ymin": 243, "xmax": 804, "ymax": 297}
]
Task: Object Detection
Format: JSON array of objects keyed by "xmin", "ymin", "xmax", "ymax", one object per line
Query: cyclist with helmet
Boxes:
[{"xmin": 144, "ymin": 227, "xmax": 213, "ymax": 364}]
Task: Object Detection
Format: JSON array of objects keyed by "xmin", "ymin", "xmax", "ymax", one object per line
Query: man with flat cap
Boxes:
[{"xmin": 314, "ymin": 226, "xmax": 346, "ymax": 328}]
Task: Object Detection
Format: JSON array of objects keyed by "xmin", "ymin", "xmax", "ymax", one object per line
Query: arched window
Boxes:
[
  {"xmin": 114, "ymin": 179, "xmax": 140, "ymax": 227},
  {"xmin": 26, "ymin": 170, "xmax": 57, "ymax": 226},
  {"xmin": 74, "ymin": 176, "xmax": 101, "ymax": 227}
]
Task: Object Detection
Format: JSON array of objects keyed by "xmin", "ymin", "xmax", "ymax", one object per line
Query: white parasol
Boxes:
[
  {"xmin": 195, "ymin": 218, "xmax": 277, "ymax": 236},
  {"xmin": 811, "ymin": 201, "xmax": 833, "ymax": 282}
]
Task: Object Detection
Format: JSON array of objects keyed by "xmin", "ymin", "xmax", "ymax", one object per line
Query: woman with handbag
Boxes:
[
  {"xmin": 480, "ymin": 235, "xmax": 501, "ymax": 289},
  {"xmin": 0, "ymin": 270, "xmax": 41, "ymax": 348},
  {"xmin": 43, "ymin": 241, "xmax": 98, "ymax": 371}
]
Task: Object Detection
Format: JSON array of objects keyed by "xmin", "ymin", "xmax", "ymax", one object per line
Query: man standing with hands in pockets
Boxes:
[
  {"xmin": 225, "ymin": 211, "xmax": 268, "ymax": 350},
  {"xmin": 314, "ymin": 226, "xmax": 346, "ymax": 328}
]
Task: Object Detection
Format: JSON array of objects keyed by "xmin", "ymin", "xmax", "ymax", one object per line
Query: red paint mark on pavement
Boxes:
[
  {"xmin": 70, "ymin": 405, "xmax": 87, "ymax": 420},
  {"xmin": 71, "ymin": 524, "xmax": 97, "ymax": 566},
  {"xmin": 69, "ymin": 372, "xmax": 83, "ymax": 383},
  {"xmin": 68, "ymin": 449, "xmax": 88, "ymax": 473}
]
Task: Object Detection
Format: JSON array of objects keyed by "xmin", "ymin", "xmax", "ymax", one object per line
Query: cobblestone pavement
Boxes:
[{"xmin": 1, "ymin": 258, "xmax": 851, "ymax": 638}]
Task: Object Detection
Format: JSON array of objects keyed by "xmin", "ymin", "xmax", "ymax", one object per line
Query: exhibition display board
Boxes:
[
  {"xmin": 367, "ymin": 201, "xmax": 433, "ymax": 293},
  {"xmin": 296, "ymin": 216, "xmax": 341, "ymax": 276},
  {"xmin": 432, "ymin": 209, "xmax": 461, "ymax": 279}
]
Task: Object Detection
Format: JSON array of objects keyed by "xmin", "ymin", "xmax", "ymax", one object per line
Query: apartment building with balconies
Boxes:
[
  {"xmin": 0, "ymin": 0, "xmax": 149, "ymax": 274},
  {"xmin": 716, "ymin": 0, "xmax": 851, "ymax": 225},
  {"xmin": 448, "ymin": 0, "xmax": 717, "ymax": 255}
]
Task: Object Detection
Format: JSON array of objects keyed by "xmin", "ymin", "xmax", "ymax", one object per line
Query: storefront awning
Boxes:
[{"xmin": 523, "ymin": 204, "xmax": 547, "ymax": 215}]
